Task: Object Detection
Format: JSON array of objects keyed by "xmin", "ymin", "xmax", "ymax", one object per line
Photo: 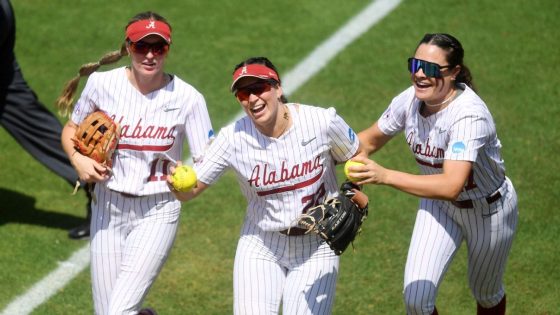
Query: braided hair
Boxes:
[{"xmin": 55, "ymin": 11, "xmax": 171, "ymax": 116}]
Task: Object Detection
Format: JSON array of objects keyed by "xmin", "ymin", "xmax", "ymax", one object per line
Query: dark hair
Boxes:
[
  {"xmin": 232, "ymin": 56, "xmax": 288, "ymax": 103},
  {"xmin": 56, "ymin": 11, "xmax": 171, "ymax": 116},
  {"xmin": 417, "ymin": 33, "xmax": 476, "ymax": 92}
]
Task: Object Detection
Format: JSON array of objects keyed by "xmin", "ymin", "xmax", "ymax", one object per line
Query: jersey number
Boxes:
[
  {"xmin": 148, "ymin": 158, "xmax": 171, "ymax": 182},
  {"xmin": 301, "ymin": 183, "xmax": 326, "ymax": 214}
]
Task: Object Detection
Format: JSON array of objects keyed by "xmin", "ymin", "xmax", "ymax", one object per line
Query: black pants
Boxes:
[
  {"xmin": 1, "ymin": 0, "xmax": 89, "ymax": 225},
  {"xmin": 1, "ymin": 61, "xmax": 91, "ymax": 222},
  {"xmin": 0, "ymin": 61, "xmax": 79, "ymax": 186}
]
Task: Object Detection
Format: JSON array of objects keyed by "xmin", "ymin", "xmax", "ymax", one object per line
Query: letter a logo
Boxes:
[{"xmin": 146, "ymin": 21, "xmax": 156, "ymax": 29}]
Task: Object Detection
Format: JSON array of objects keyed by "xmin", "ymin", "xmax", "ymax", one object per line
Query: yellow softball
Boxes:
[
  {"xmin": 344, "ymin": 160, "xmax": 364, "ymax": 182},
  {"xmin": 171, "ymin": 165, "xmax": 197, "ymax": 192}
]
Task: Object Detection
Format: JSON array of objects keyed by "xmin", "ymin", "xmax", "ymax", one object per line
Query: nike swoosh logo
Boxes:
[
  {"xmin": 438, "ymin": 128, "xmax": 447, "ymax": 134},
  {"xmin": 301, "ymin": 137, "xmax": 316, "ymax": 146},
  {"xmin": 164, "ymin": 107, "xmax": 180, "ymax": 112}
]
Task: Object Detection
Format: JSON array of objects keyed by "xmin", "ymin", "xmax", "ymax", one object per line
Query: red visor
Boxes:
[
  {"xmin": 231, "ymin": 64, "xmax": 280, "ymax": 91},
  {"xmin": 126, "ymin": 20, "xmax": 171, "ymax": 43}
]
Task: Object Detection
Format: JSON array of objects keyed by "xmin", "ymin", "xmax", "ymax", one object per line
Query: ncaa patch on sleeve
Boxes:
[{"xmin": 451, "ymin": 141, "xmax": 466, "ymax": 154}]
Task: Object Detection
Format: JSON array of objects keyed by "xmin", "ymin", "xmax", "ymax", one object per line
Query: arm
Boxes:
[
  {"xmin": 351, "ymin": 121, "xmax": 471, "ymax": 200},
  {"xmin": 169, "ymin": 180, "xmax": 209, "ymax": 202},
  {"xmin": 166, "ymin": 162, "xmax": 209, "ymax": 202},
  {"xmin": 350, "ymin": 155, "xmax": 472, "ymax": 201},
  {"xmin": 185, "ymin": 91, "xmax": 214, "ymax": 166},
  {"xmin": 169, "ymin": 124, "xmax": 231, "ymax": 202},
  {"xmin": 357, "ymin": 121, "xmax": 393, "ymax": 157},
  {"xmin": 61, "ymin": 120, "xmax": 110, "ymax": 182}
]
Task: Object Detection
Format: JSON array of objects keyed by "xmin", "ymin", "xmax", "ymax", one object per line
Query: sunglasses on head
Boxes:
[
  {"xmin": 128, "ymin": 41, "xmax": 170, "ymax": 56},
  {"xmin": 233, "ymin": 81, "xmax": 274, "ymax": 101},
  {"xmin": 408, "ymin": 58, "xmax": 451, "ymax": 78}
]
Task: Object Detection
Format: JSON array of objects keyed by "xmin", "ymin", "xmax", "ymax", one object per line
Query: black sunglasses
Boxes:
[
  {"xmin": 408, "ymin": 58, "xmax": 452, "ymax": 78},
  {"xmin": 129, "ymin": 41, "xmax": 170, "ymax": 56}
]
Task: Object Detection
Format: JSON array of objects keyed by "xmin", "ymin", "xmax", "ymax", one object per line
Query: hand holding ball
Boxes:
[
  {"xmin": 344, "ymin": 160, "xmax": 364, "ymax": 182},
  {"xmin": 171, "ymin": 165, "xmax": 197, "ymax": 192}
]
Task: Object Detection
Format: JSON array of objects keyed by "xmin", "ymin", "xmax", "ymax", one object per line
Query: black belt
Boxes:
[
  {"xmin": 279, "ymin": 227, "xmax": 308, "ymax": 236},
  {"xmin": 452, "ymin": 191, "xmax": 502, "ymax": 209}
]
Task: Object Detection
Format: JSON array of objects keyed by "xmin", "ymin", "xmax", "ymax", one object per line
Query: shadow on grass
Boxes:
[{"xmin": 0, "ymin": 187, "xmax": 85, "ymax": 230}]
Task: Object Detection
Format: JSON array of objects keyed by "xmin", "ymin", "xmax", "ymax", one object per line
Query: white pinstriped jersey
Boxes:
[
  {"xmin": 377, "ymin": 83, "xmax": 505, "ymax": 200},
  {"xmin": 72, "ymin": 67, "xmax": 214, "ymax": 196},
  {"xmin": 196, "ymin": 103, "xmax": 359, "ymax": 231}
]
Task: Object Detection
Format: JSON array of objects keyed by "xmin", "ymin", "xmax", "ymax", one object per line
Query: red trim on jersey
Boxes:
[
  {"xmin": 416, "ymin": 158, "xmax": 443, "ymax": 168},
  {"xmin": 257, "ymin": 168, "xmax": 323, "ymax": 196},
  {"xmin": 117, "ymin": 143, "xmax": 173, "ymax": 151}
]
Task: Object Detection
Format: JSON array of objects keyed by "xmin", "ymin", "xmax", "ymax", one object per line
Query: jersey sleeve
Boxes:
[
  {"xmin": 71, "ymin": 72, "xmax": 99, "ymax": 124},
  {"xmin": 446, "ymin": 111, "xmax": 491, "ymax": 162},
  {"xmin": 377, "ymin": 87, "xmax": 414, "ymax": 136},
  {"xmin": 194, "ymin": 127, "xmax": 231, "ymax": 185},
  {"xmin": 183, "ymin": 91, "xmax": 214, "ymax": 166},
  {"xmin": 326, "ymin": 107, "xmax": 359, "ymax": 163}
]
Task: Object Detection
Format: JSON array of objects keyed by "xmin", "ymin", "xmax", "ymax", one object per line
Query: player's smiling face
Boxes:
[
  {"xmin": 128, "ymin": 35, "xmax": 168, "ymax": 77},
  {"xmin": 234, "ymin": 77, "xmax": 284, "ymax": 127},
  {"xmin": 411, "ymin": 44, "xmax": 458, "ymax": 105}
]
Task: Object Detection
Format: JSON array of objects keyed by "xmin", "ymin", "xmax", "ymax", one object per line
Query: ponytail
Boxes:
[
  {"xmin": 455, "ymin": 63, "xmax": 476, "ymax": 92},
  {"xmin": 56, "ymin": 43, "xmax": 128, "ymax": 117}
]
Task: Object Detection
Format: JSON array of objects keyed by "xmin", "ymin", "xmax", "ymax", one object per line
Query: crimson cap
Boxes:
[
  {"xmin": 231, "ymin": 64, "xmax": 279, "ymax": 91},
  {"xmin": 126, "ymin": 19, "xmax": 171, "ymax": 43}
]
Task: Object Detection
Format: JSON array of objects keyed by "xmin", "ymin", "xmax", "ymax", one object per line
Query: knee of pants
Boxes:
[
  {"xmin": 108, "ymin": 301, "xmax": 141, "ymax": 315},
  {"xmin": 473, "ymin": 289, "xmax": 505, "ymax": 309},
  {"xmin": 403, "ymin": 280, "xmax": 437, "ymax": 314}
]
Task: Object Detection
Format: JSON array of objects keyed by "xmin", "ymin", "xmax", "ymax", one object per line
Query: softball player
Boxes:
[
  {"xmin": 169, "ymin": 57, "xmax": 359, "ymax": 314},
  {"xmin": 350, "ymin": 33, "xmax": 518, "ymax": 315},
  {"xmin": 59, "ymin": 12, "xmax": 214, "ymax": 315}
]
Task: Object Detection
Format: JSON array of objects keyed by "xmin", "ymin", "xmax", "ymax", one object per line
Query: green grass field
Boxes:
[{"xmin": 1, "ymin": 0, "xmax": 559, "ymax": 314}]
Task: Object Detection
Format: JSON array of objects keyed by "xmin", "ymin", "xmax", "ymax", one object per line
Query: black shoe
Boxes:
[
  {"xmin": 68, "ymin": 222, "xmax": 90, "ymax": 240},
  {"xmin": 138, "ymin": 308, "xmax": 158, "ymax": 315}
]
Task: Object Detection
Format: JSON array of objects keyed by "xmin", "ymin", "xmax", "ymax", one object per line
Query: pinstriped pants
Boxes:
[
  {"xmin": 403, "ymin": 177, "xmax": 518, "ymax": 314},
  {"xmin": 234, "ymin": 222, "xmax": 339, "ymax": 315},
  {"xmin": 90, "ymin": 186, "xmax": 180, "ymax": 315}
]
